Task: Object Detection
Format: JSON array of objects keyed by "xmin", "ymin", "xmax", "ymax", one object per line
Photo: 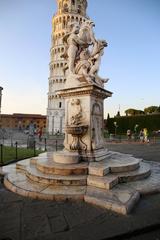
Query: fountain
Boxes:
[{"xmin": 1, "ymin": 4, "xmax": 160, "ymax": 216}]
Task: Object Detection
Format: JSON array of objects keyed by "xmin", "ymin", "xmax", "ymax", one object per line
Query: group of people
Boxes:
[{"xmin": 126, "ymin": 128, "xmax": 149, "ymax": 143}]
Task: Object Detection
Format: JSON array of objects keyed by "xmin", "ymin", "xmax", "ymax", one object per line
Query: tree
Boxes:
[
  {"xmin": 144, "ymin": 106, "xmax": 159, "ymax": 114},
  {"xmin": 116, "ymin": 111, "xmax": 121, "ymax": 117}
]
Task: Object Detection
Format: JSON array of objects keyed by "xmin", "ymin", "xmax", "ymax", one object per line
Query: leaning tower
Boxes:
[{"xmin": 47, "ymin": 0, "xmax": 89, "ymax": 135}]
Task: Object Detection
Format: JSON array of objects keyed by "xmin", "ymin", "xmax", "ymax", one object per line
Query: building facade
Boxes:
[
  {"xmin": 47, "ymin": 0, "xmax": 88, "ymax": 135},
  {"xmin": 1, "ymin": 113, "xmax": 46, "ymax": 130}
]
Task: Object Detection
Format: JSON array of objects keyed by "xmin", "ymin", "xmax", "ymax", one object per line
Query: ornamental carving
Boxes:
[
  {"xmin": 70, "ymin": 99, "xmax": 82, "ymax": 125},
  {"xmin": 61, "ymin": 20, "xmax": 109, "ymax": 87},
  {"xmin": 91, "ymin": 102, "xmax": 104, "ymax": 149}
]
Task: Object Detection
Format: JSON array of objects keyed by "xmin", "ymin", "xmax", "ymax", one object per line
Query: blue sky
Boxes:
[{"xmin": 0, "ymin": 0, "xmax": 160, "ymax": 117}]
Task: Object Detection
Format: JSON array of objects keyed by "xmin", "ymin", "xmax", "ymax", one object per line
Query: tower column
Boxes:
[{"xmin": 47, "ymin": 0, "xmax": 88, "ymax": 135}]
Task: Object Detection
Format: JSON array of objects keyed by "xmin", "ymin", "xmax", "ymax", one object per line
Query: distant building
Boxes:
[
  {"xmin": 1, "ymin": 113, "xmax": 46, "ymax": 130},
  {"xmin": 125, "ymin": 109, "xmax": 145, "ymax": 116}
]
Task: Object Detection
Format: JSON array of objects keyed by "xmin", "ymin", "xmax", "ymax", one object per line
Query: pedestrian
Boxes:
[
  {"xmin": 143, "ymin": 128, "xmax": 149, "ymax": 143},
  {"xmin": 127, "ymin": 129, "xmax": 131, "ymax": 140},
  {"xmin": 37, "ymin": 127, "xmax": 43, "ymax": 142},
  {"xmin": 139, "ymin": 129, "xmax": 144, "ymax": 143}
]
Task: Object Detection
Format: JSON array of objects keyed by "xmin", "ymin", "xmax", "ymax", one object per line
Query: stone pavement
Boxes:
[
  {"xmin": 106, "ymin": 142, "xmax": 160, "ymax": 163},
  {"xmin": 0, "ymin": 143, "xmax": 160, "ymax": 240}
]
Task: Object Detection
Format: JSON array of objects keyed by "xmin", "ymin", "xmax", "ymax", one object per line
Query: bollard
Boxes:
[
  {"xmin": 15, "ymin": 142, "xmax": 18, "ymax": 160},
  {"xmin": 0, "ymin": 144, "xmax": 3, "ymax": 165},
  {"xmin": 44, "ymin": 138, "xmax": 47, "ymax": 151},
  {"xmin": 11, "ymin": 136, "xmax": 13, "ymax": 147},
  {"xmin": 56, "ymin": 140, "xmax": 58, "ymax": 152},
  {"xmin": 34, "ymin": 141, "xmax": 36, "ymax": 157}
]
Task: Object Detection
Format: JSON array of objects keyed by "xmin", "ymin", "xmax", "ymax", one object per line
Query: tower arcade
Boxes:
[{"xmin": 47, "ymin": 0, "xmax": 88, "ymax": 134}]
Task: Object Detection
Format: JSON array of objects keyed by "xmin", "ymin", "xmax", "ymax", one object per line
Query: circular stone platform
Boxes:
[
  {"xmin": 2, "ymin": 151, "xmax": 160, "ymax": 215},
  {"xmin": 35, "ymin": 158, "xmax": 88, "ymax": 175}
]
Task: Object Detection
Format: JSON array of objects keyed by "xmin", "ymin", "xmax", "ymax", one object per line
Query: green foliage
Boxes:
[
  {"xmin": 105, "ymin": 114, "xmax": 160, "ymax": 134},
  {"xmin": 144, "ymin": 106, "xmax": 160, "ymax": 114},
  {"xmin": 116, "ymin": 111, "xmax": 121, "ymax": 117},
  {"xmin": 0, "ymin": 146, "xmax": 43, "ymax": 164}
]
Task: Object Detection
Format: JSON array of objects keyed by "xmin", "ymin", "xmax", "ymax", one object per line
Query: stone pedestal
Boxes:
[{"xmin": 53, "ymin": 84, "xmax": 112, "ymax": 164}]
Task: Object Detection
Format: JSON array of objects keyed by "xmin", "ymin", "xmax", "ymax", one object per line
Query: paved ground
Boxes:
[
  {"xmin": 107, "ymin": 142, "xmax": 160, "ymax": 163},
  {"xmin": 0, "ymin": 143, "xmax": 160, "ymax": 240}
]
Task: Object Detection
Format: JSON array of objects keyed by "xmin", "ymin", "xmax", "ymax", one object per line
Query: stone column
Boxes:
[{"xmin": 53, "ymin": 84, "xmax": 112, "ymax": 164}]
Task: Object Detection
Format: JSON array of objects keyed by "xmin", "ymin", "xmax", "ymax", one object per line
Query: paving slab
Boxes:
[
  {"xmin": 0, "ymin": 143, "xmax": 160, "ymax": 239},
  {"xmin": 1, "ymin": 172, "xmax": 160, "ymax": 240}
]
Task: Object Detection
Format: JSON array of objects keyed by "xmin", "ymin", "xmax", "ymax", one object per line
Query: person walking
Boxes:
[
  {"xmin": 139, "ymin": 129, "xmax": 144, "ymax": 143},
  {"xmin": 143, "ymin": 128, "xmax": 149, "ymax": 143},
  {"xmin": 37, "ymin": 127, "xmax": 43, "ymax": 142},
  {"xmin": 127, "ymin": 129, "xmax": 132, "ymax": 141}
]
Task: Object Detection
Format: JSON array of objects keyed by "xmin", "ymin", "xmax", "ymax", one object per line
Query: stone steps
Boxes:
[
  {"xmin": 3, "ymin": 155, "xmax": 160, "ymax": 215},
  {"xmin": 87, "ymin": 175, "xmax": 118, "ymax": 190},
  {"xmin": 16, "ymin": 159, "xmax": 33, "ymax": 171},
  {"xmin": 116, "ymin": 162, "xmax": 151, "ymax": 183},
  {"xmin": 3, "ymin": 149, "xmax": 159, "ymax": 216},
  {"xmin": 36, "ymin": 158, "xmax": 88, "ymax": 176},
  {"xmin": 4, "ymin": 172, "xmax": 86, "ymax": 201},
  {"xmin": 84, "ymin": 186, "xmax": 140, "ymax": 215},
  {"xmin": 89, "ymin": 155, "xmax": 141, "ymax": 177},
  {"xmin": 25, "ymin": 165, "xmax": 87, "ymax": 186},
  {"xmin": 87, "ymin": 162, "xmax": 151, "ymax": 190}
]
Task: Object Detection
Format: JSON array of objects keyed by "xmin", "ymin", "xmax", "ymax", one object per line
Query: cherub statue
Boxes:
[
  {"xmin": 61, "ymin": 23, "xmax": 86, "ymax": 75},
  {"xmin": 89, "ymin": 40, "xmax": 109, "ymax": 86}
]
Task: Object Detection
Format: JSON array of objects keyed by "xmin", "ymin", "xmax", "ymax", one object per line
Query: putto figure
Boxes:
[
  {"xmin": 62, "ymin": 23, "xmax": 86, "ymax": 75},
  {"xmin": 62, "ymin": 20, "xmax": 109, "ymax": 87}
]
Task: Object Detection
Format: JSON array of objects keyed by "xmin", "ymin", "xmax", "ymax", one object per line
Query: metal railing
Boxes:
[{"xmin": 0, "ymin": 137, "xmax": 64, "ymax": 166}]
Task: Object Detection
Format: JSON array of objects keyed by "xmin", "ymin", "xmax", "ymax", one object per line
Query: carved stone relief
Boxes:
[
  {"xmin": 70, "ymin": 99, "xmax": 82, "ymax": 125},
  {"xmin": 66, "ymin": 98, "xmax": 88, "ymax": 151},
  {"xmin": 91, "ymin": 102, "xmax": 104, "ymax": 149}
]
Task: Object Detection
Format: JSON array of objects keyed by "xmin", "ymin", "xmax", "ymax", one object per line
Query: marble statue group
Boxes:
[{"xmin": 62, "ymin": 20, "xmax": 109, "ymax": 87}]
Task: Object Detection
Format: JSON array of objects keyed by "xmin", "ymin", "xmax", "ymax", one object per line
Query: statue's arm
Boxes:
[{"xmin": 74, "ymin": 35, "xmax": 86, "ymax": 45}]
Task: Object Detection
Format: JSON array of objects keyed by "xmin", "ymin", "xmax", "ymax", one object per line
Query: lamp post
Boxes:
[
  {"xmin": 0, "ymin": 87, "xmax": 3, "ymax": 128},
  {"xmin": 134, "ymin": 124, "xmax": 139, "ymax": 141},
  {"xmin": 114, "ymin": 121, "xmax": 118, "ymax": 137}
]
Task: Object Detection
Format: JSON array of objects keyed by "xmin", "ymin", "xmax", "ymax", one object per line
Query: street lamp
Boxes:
[
  {"xmin": 134, "ymin": 124, "xmax": 139, "ymax": 141},
  {"xmin": 0, "ymin": 87, "xmax": 3, "ymax": 114},
  {"xmin": 114, "ymin": 121, "xmax": 118, "ymax": 136},
  {"xmin": 0, "ymin": 87, "xmax": 3, "ymax": 128}
]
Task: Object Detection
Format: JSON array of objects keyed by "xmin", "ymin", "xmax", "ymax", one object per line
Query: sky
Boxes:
[{"xmin": 0, "ymin": 0, "xmax": 160, "ymax": 117}]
